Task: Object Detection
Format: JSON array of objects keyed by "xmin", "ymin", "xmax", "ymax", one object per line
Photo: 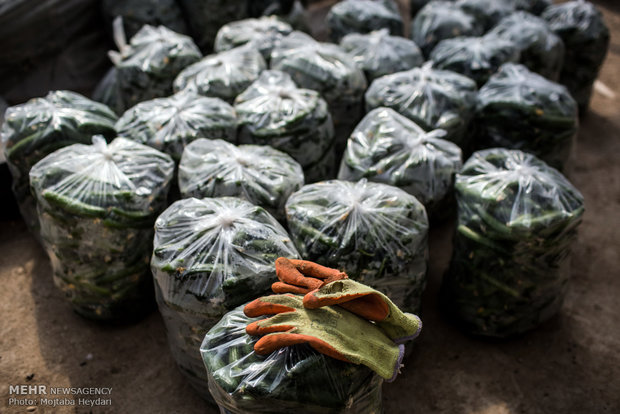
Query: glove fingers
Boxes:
[
  {"xmin": 271, "ymin": 281, "xmax": 309, "ymax": 294},
  {"xmin": 304, "ymin": 286, "xmax": 389, "ymax": 321},
  {"xmin": 246, "ymin": 320, "xmax": 295, "ymax": 336},
  {"xmin": 275, "ymin": 257, "xmax": 323, "ymax": 292},
  {"xmin": 289, "ymin": 259, "xmax": 348, "ymax": 283},
  {"xmin": 243, "ymin": 295, "xmax": 298, "ymax": 318}
]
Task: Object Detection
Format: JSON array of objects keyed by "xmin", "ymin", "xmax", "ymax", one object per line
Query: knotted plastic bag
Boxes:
[
  {"xmin": 29, "ymin": 136, "xmax": 174, "ymax": 320},
  {"xmin": 1, "ymin": 90, "xmax": 118, "ymax": 235},
  {"xmin": 410, "ymin": 1, "xmax": 483, "ymax": 57},
  {"xmin": 201, "ymin": 305, "xmax": 383, "ymax": 413},
  {"xmin": 285, "ymin": 179, "xmax": 429, "ymax": 312},
  {"xmin": 429, "ymin": 34, "xmax": 520, "ymax": 87},
  {"xmin": 214, "ymin": 16, "xmax": 293, "ymax": 61},
  {"xmin": 474, "ymin": 63, "xmax": 578, "ymax": 171},
  {"xmin": 456, "ymin": 0, "xmax": 515, "ymax": 31},
  {"xmin": 108, "ymin": 22, "xmax": 202, "ymax": 112},
  {"xmin": 115, "ymin": 90, "xmax": 237, "ymax": 162},
  {"xmin": 340, "ymin": 29, "xmax": 424, "ymax": 83},
  {"xmin": 270, "ymin": 32, "xmax": 367, "ymax": 152},
  {"xmin": 151, "ymin": 197, "xmax": 300, "ymax": 397},
  {"xmin": 234, "ymin": 70, "xmax": 336, "ymax": 183},
  {"xmin": 365, "ymin": 63, "xmax": 477, "ymax": 150},
  {"xmin": 178, "ymin": 139, "xmax": 304, "ymax": 220},
  {"xmin": 441, "ymin": 148, "xmax": 584, "ymax": 337},
  {"xmin": 338, "ymin": 108, "xmax": 462, "ymax": 216},
  {"xmin": 489, "ymin": 11, "xmax": 565, "ymax": 81},
  {"xmin": 542, "ymin": 0, "xmax": 610, "ymax": 112},
  {"xmin": 326, "ymin": 0, "xmax": 403, "ymax": 42},
  {"xmin": 174, "ymin": 45, "xmax": 267, "ymax": 103}
]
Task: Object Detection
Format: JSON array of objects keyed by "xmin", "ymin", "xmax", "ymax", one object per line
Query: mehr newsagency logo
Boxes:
[{"xmin": 8, "ymin": 384, "xmax": 112, "ymax": 408}]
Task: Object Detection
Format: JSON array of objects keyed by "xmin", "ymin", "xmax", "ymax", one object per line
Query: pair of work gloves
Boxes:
[{"xmin": 244, "ymin": 257, "xmax": 422, "ymax": 382}]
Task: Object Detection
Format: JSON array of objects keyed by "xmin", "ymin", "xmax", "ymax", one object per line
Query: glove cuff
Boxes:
[{"xmin": 386, "ymin": 344, "xmax": 405, "ymax": 383}]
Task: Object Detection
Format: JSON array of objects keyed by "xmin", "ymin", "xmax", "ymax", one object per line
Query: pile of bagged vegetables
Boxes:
[
  {"xmin": 1, "ymin": 0, "xmax": 612, "ymax": 409},
  {"xmin": 30, "ymin": 136, "xmax": 174, "ymax": 320}
]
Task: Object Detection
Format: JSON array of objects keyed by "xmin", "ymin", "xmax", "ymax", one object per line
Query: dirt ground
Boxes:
[{"xmin": 1, "ymin": 1, "xmax": 619, "ymax": 413}]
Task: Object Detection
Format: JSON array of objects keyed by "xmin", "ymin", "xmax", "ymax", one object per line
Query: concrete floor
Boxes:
[{"xmin": 1, "ymin": 1, "xmax": 619, "ymax": 413}]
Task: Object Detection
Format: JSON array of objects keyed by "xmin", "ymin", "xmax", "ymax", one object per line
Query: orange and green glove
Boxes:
[
  {"xmin": 244, "ymin": 294, "xmax": 405, "ymax": 381},
  {"xmin": 272, "ymin": 257, "xmax": 422, "ymax": 344}
]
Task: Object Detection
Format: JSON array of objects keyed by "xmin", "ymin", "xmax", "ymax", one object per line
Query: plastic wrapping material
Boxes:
[
  {"xmin": 410, "ymin": 0, "xmax": 435, "ymax": 17},
  {"xmin": 340, "ymin": 29, "xmax": 424, "ymax": 83},
  {"xmin": 151, "ymin": 197, "xmax": 300, "ymax": 397},
  {"xmin": 542, "ymin": 1, "xmax": 610, "ymax": 112},
  {"xmin": 508, "ymin": 0, "xmax": 552, "ymax": 15},
  {"xmin": 475, "ymin": 63, "xmax": 578, "ymax": 171},
  {"xmin": 1, "ymin": 90, "xmax": 118, "ymax": 235},
  {"xmin": 365, "ymin": 63, "xmax": 477, "ymax": 150},
  {"xmin": 115, "ymin": 90, "xmax": 237, "ymax": 162},
  {"xmin": 178, "ymin": 139, "xmax": 304, "ymax": 221},
  {"xmin": 234, "ymin": 70, "xmax": 336, "ymax": 183},
  {"xmin": 174, "ymin": 45, "xmax": 267, "ymax": 103},
  {"xmin": 92, "ymin": 67, "xmax": 125, "ymax": 116},
  {"xmin": 270, "ymin": 32, "xmax": 367, "ymax": 152},
  {"xmin": 456, "ymin": 0, "xmax": 515, "ymax": 31},
  {"xmin": 201, "ymin": 305, "xmax": 383, "ymax": 413},
  {"xmin": 214, "ymin": 16, "xmax": 293, "ymax": 61},
  {"xmin": 177, "ymin": 0, "xmax": 248, "ymax": 51},
  {"xmin": 489, "ymin": 11, "xmax": 565, "ymax": 81},
  {"xmin": 429, "ymin": 35, "xmax": 520, "ymax": 87},
  {"xmin": 326, "ymin": 0, "xmax": 404, "ymax": 42},
  {"xmin": 286, "ymin": 179, "xmax": 429, "ymax": 312},
  {"xmin": 441, "ymin": 148, "xmax": 584, "ymax": 337},
  {"xmin": 338, "ymin": 108, "xmax": 462, "ymax": 215},
  {"xmin": 110, "ymin": 24, "xmax": 202, "ymax": 112},
  {"xmin": 410, "ymin": 1, "xmax": 483, "ymax": 57},
  {"xmin": 102, "ymin": 0, "xmax": 189, "ymax": 39},
  {"xmin": 29, "ymin": 136, "xmax": 174, "ymax": 320}
]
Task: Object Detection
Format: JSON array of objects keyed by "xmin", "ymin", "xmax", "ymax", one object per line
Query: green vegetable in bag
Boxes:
[
  {"xmin": 474, "ymin": 63, "xmax": 578, "ymax": 170},
  {"xmin": 338, "ymin": 107, "xmax": 462, "ymax": 216},
  {"xmin": 201, "ymin": 305, "xmax": 383, "ymax": 413},
  {"xmin": 286, "ymin": 179, "xmax": 429, "ymax": 313},
  {"xmin": 2, "ymin": 90, "xmax": 117, "ymax": 235},
  {"xmin": 326, "ymin": 0, "xmax": 403, "ymax": 42},
  {"xmin": 178, "ymin": 139, "xmax": 304, "ymax": 221},
  {"xmin": 340, "ymin": 29, "xmax": 424, "ymax": 83},
  {"xmin": 151, "ymin": 197, "xmax": 299, "ymax": 397},
  {"xmin": 29, "ymin": 136, "xmax": 174, "ymax": 320},
  {"xmin": 441, "ymin": 148, "xmax": 584, "ymax": 337},
  {"xmin": 115, "ymin": 90, "xmax": 237, "ymax": 162},
  {"xmin": 365, "ymin": 63, "xmax": 477, "ymax": 150},
  {"xmin": 174, "ymin": 45, "xmax": 267, "ymax": 103}
]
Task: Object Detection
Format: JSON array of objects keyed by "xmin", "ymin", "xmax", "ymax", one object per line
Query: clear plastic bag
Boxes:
[
  {"xmin": 508, "ymin": 0, "xmax": 552, "ymax": 15},
  {"xmin": 109, "ymin": 23, "xmax": 202, "ymax": 112},
  {"xmin": 29, "ymin": 136, "xmax": 174, "ymax": 320},
  {"xmin": 201, "ymin": 305, "xmax": 384, "ymax": 414},
  {"xmin": 338, "ymin": 107, "xmax": 462, "ymax": 215},
  {"xmin": 326, "ymin": 0, "xmax": 403, "ymax": 42},
  {"xmin": 441, "ymin": 148, "xmax": 585, "ymax": 337},
  {"xmin": 178, "ymin": 139, "xmax": 304, "ymax": 221},
  {"xmin": 1, "ymin": 90, "xmax": 118, "ymax": 235},
  {"xmin": 92, "ymin": 67, "xmax": 125, "ymax": 116},
  {"xmin": 285, "ymin": 179, "xmax": 429, "ymax": 313},
  {"xmin": 115, "ymin": 90, "xmax": 237, "ymax": 162},
  {"xmin": 456, "ymin": 0, "xmax": 515, "ymax": 31},
  {"xmin": 429, "ymin": 34, "xmax": 520, "ymax": 87},
  {"xmin": 174, "ymin": 45, "xmax": 267, "ymax": 103},
  {"xmin": 474, "ymin": 63, "xmax": 578, "ymax": 171},
  {"xmin": 365, "ymin": 63, "xmax": 477, "ymax": 150},
  {"xmin": 489, "ymin": 11, "xmax": 565, "ymax": 81},
  {"xmin": 101, "ymin": 0, "xmax": 189, "ymax": 39},
  {"xmin": 270, "ymin": 32, "xmax": 367, "ymax": 152},
  {"xmin": 340, "ymin": 29, "xmax": 424, "ymax": 83},
  {"xmin": 214, "ymin": 16, "xmax": 293, "ymax": 61},
  {"xmin": 234, "ymin": 70, "xmax": 336, "ymax": 183},
  {"xmin": 177, "ymin": 0, "xmax": 248, "ymax": 51},
  {"xmin": 151, "ymin": 197, "xmax": 300, "ymax": 397},
  {"xmin": 410, "ymin": 1, "xmax": 483, "ymax": 57},
  {"xmin": 542, "ymin": 0, "xmax": 610, "ymax": 112}
]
